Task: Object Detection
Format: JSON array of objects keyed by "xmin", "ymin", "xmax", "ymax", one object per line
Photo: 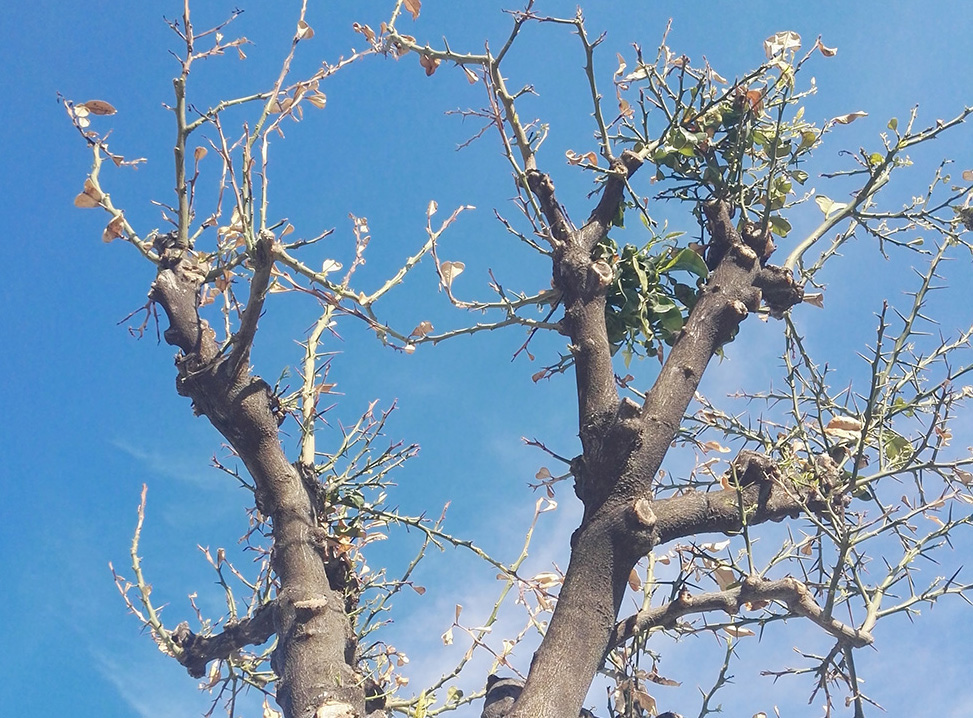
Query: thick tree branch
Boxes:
[
  {"xmin": 171, "ymin": 602, "xmax": 278, "ymax": 678},
  {"xmin": 649, "ymin": 450, "xmax": 835, "ymax": 547},
  {"xmin": 524, "ymin": 170, "xmax": 573, "ymax": 246},
  {"xmin": 508, "ymin": 201, "xmax": 806, "ymax": 718},
  {"xmin": 149, "ymin": 238, "xmax": 365, "ymax": 718},
  {"xmin": 625, "ymin": 200, "xmax": 791, "ymax": 497},
  {"xmin": 577, "ymin": 150, "xmax": 643, "ymax": 251},
  {"xmin": 226, "ymin": 229, "xmax": 275, "ymax": 380},
  {"xmin": 610, "ymin": 575, "xmax": 874, "ymax": 651}
]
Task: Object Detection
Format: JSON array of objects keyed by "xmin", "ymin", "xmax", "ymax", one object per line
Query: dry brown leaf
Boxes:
[
  {"xmin": 79, "ymin": 99, "xmax": 117, "ymax": 116},
  {"xmin": 404, "ymin": 0, "xmax": 421, "ymax": 20},
  {"xmin": 352, "ymin": 22, "xmax": 375, "ymax": 43},
  {"xmin": 410, "ymin": 320, "xmax": 434, "ymax": 338},
  {"xmin": 307, "ymin": 93, "xmax": 327, "ymax": 109},
  {"xmin": 645, "ymin": 670, "xmax": 680, "ymax": 687},
  {"xmin": 723, "ymin": 625, "xmax": 755, "ymax": 637},
  {"xmin": 270, "ymin": 96, "xmax": 295, "ymax": 114},
  {"xmin": 831, "ymin": 111, "xmax": 868, "ymax": 125},
  {"xmin": 532, "ymin": 571, "xmax": 562, "ymax": 590},
  {"xmin": 614, "ymin": 52, "xmax": 627, "ymax": 77},
  {"xmin": 419, "ymin": 54, "xmax": 440, "ymax": 76},
  {"xmin": 262, "ymin": 697, "xmax": 283, "ymax": 718},
  {"xmin": 194, "ymin": 146, "xmax": 207, "ymax": 162},
  {"xmin": 321, "ymin": 258, "xmax": 342, "ymax": 275},
  {"xmin": 701, "ymin": 440, "xmax": 731, "ymax": 454},
  {"xmin": 803, "ymin": 292, "xmax": 824, "ymax": 308},
  {"xmin": 74, "ymin": 177, "xmax": 103, "ymax": 208},
  {"xmin": 763, "ymin": 31, "xmax": 801, "ymax": 59},
  {"xmin": 628, "ymin": 568, "xmax": 642, "ymax": 592},
  {"xmin": 394, "ymin": 34, "xmax": 415, "ymax": 57},
  {"xmin": 440, "ymin": 261, "xmax": 465, "ymax": 289},
  {"xmin": 824, "ymin": 416, "xmax": 864, "ymax": 443},
  {"xmin": 102, "ymin": 215, "xmax": 126, "ymax": 243},
  {"xmin": 296, "ymin": 20, "xmax": 314, "ymax": 40},
  {"xmin": 712, "ymin": 565, "xmax": 736, "ymax": 590},
  {"xmin": 743, "ymin": 599, "xmax": 770, "ymax": 611},
  {"xmin": 816, "ymin": 38, "xmax": 838, "ymax": 57},
  {"xmin": 565, "ymin": 149, "xmax": 598, "ymax": 166},
  {"xmin": 633, "ymin": 690, "xmax": 656, "ymax": 713},
  {"xmin": 954, "ymin": 467, "xmax": 973, "ymax": 485}
]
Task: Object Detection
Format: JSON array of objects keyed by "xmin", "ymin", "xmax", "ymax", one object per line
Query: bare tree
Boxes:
[{"xmin": 66, "ymin": 3, "xmax": 973, "ymax": 718}]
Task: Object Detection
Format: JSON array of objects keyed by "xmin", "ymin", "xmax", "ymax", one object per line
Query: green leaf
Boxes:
[
  {"xmin": 853, "ymin": 485, "xmax": 874, "ymax": 501},
  {"xmin": 413, "ymin": 690, "xmax": 430, "ymax": 718},
  {"xmin": 665, "ymin": 247, "xmax": 709, "ymax": 278},
  {"xmin": 798, "ymin": 130, "xmax": 817, "ymax": 151},
  {"xmin": 815, "ymin": 195, "xmax": 848, "ymax": 218},
  {"xmin": 341, "ymin": 492, "xmax": 366, "ymax": 509},
  {"xmin": 613, "ymin": 203, "xmax": 625, "ymax": 228},
  {"xmin": 646, "ymin": 293, "xmax": 676, "ymax": 314},
  {"xmin": 888, "ymin": 117, "xmax": 898, "ymax": 131},
  {"xmin": 882, "ymin": 431, "xmax": 913, "ymax": 469},
  {"xmin": 660, "ymin": 307, "xmax": 684, "ymax": 333},
  {"xmin": 868, "ymin": 152, "xmax": 884, "ymax": 166},
  {"xmin": 672, "ymin": 282, "xmax": 698, "ymax": 307},
  {"xmin": 891, "ymin": 396, "xmax": 915, "ymax": 417},
  {"xmin": 790, "ymin": 169, "xmax": 809, "ymax": 185},
  {"xmin": 768, "ymin": 215, "xmax": 792, "ymax": 237}
]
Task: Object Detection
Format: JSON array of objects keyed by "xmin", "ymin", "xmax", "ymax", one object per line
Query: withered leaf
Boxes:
[
  {"xmin": 816, "ymin": 38, "xmax": 838, "ymax": 57},
  {"xmin": 404, "ymin": 0, "xmax": 421, "ymax": 20},
  {"xmin": 419, "ymin": 53, "xmax": 440, "ymax": 76},
  {"xmin": 102, "ymin": 215, "xmax": 126, "ymax": 243},
  {"xmin": 440, "ymin": 260, "xmax": 465, "ymax": 289},
  {"xmin": 723, "ymin": 625, "xmax": 755, "ymax": 637},
  {"xmin": 296, "ymin": 20, "xmax": 314, "ymax": 40},
  {"xmin": 79, "ymin": 99, "xmax": 117, "ymax": 116},
  {"xmin": 352, "ymin": 22, "xmax": 376, "ymax": 43},
  {"xmin": 410, "ymin": 320, "xmax": 434, "ymax": 338},
  {"xmin": 830, "ymin": 111, "xmax": 868, "ymax": 125},
  {"xmin": 74, "ymin": 177, "xmax": 103, "ymax": 208}
]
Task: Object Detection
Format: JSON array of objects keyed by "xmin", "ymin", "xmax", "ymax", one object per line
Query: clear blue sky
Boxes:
[{"xmin": 3, "ymin": 2, "xmax": 973, "ymax": 717}]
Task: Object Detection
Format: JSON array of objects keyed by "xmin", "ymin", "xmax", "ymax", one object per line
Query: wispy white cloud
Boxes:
[
  {"xmin": 92, "ymin": 648, "xmax": 219, "ymax": 718},
  {"xmin": 110, "ymin": 438, "xmax": 230, "ymax": 491}
]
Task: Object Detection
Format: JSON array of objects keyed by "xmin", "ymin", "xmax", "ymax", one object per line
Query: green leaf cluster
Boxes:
[{"xmin": 596, "ymin": 235, "xmax": 708, "ymax": 365}]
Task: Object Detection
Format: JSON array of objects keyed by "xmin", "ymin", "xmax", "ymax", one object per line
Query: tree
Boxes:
[{"xmin": 62, "ymin": 2, "xmax": 973, "ymax": 717}]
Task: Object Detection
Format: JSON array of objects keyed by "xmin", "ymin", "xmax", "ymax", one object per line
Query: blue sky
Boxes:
[{"xmin": 3, "ymin": 2, "xmax": 973, "ymax": 717}]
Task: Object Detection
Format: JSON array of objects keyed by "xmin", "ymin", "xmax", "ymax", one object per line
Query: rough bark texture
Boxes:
[
  {"xmin": 492, "ymin": 163, "xmax": 812, "ymax": 718},
  {"xmin": 150, "ymin": 232, "xmax": 365, "ymax": 718},
  {"xmin": 172, "ymin": 602, "xmax": 278, "ymax": 678}
]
